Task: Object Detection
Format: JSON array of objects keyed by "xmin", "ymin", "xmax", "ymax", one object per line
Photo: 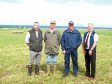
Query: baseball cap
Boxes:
[
  {"xmin": 69, "ymin": 21, "xmax": 74, "ymax": 26},
  {"xmin": 50, "ymin": 20, "xmax": 56, "ymax": 24}
]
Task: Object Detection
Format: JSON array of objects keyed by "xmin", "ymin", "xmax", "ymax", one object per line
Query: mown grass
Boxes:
[{"xmin": 0, "ymin": 28, "xmax": 112, "ymax": 84}]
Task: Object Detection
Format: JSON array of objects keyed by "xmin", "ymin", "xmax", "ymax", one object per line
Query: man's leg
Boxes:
[
  {"xmin": 64, "ymin": 52, "xmax": 70, "ymax": 75},
  {"xmin": 90, "ymin": 51, "xmax": 96, "ymax": 79},
  {"xmin": 52, "ymin": 55, "xmax": 58, "ymax": 76},
  {"xmin": 85, "ymin": 49, "xmax": 91, "ymax": 77},
  {"xmin": 46, "ymin": 54, "xmax": 52, "ymax": 75},
  {"xmin": 71, "ymin": 51, "xmax": 78, "ymax": 76},
  {"xmin": 28, "ymin": 51, "xmax": 36, "ymax": 76},
  {"xmin": 35, "ymin": 52, "xmax": 42, "ymax": 75}
]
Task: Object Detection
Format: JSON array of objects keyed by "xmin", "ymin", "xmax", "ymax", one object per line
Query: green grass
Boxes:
[{"xmin": 0, "ymin": 28, "xmax": 112, "ymax": 84}]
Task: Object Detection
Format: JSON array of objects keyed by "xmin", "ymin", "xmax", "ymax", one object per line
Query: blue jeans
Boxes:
[
  {"xmin": 64, "ymin": 51, "xmax": 78, "ymax": 75},
  {"xmin": 46, "ymin": 54, "xmax": 58, "ymax": 64}
]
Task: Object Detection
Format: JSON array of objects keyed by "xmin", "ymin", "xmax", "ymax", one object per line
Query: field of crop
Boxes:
[{"xmin": 0, "ymin": 28, "xmax": 112, "ymax": 84}]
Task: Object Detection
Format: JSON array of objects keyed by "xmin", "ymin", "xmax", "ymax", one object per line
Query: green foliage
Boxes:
[{"xmin": 0, "ymin": 28, "xmax": 112, "ymax": 84}]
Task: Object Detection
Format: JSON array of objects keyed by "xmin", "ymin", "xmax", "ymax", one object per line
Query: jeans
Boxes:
[{"xmin": 64, "ymin": 51, "xmax": 78, "ymax": 75}]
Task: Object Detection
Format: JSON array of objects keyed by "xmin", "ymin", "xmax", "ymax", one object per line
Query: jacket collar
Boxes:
[
  {"xmin": 32, "ymin": 28, "xmax": 40, "ymax": 32},
  {"xmin": 48, "ymin": 29, "xmax": 56, "ymax": 34},
  {"xmin": 66, "ymin": 28, "xmax": 77, "ymax": 33},
  {"xmin": 87, "ymin": 31, "xmax": 95, "ymax": 34}
]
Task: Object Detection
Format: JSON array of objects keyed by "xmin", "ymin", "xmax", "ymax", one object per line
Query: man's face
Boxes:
[
  {"xmin": 88, "ymin": 24, "xmax": 94, "ymax": 32},
  {"xmin": 50, "ymin": 23, "xmax": 56, "ymax": 29},
  {"xmin": 69, "ymin": 25, "xmax": 74, "ymax": 31},
  {"xmin": 34, "ymin": 23, "xmax": 39, "ymax": 30}
]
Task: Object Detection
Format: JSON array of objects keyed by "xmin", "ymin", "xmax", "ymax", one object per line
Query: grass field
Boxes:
[{"xmin": 0, "ymin": 28, "xmax": 112, "ymax": 84}]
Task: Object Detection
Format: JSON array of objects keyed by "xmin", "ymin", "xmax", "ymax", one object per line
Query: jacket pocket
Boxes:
[
  {"xmin": 44, "ymin": 47, "xmax": 49, "ymax": 54},
  {"xmin": 30, "ymin": 43, "xmax": 42, "ymax": 52},
  {"xmin": 54, "ymin": 45, "xmax": 59, "ymax": 54}
]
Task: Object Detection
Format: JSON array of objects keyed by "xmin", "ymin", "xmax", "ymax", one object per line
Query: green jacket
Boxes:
[{"xmin": 44, "ymin": 29, "xmax": 61, "ymax": 55}]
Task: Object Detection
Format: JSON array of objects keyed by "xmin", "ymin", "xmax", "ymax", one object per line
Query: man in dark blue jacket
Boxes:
[{"xmin": 61, "ymin": 21, "xmax": 82, "ymax": 77}]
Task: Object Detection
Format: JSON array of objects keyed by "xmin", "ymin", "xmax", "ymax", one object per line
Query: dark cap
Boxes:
[{"xmin": 69, "ymin": 21, "xmax": 74, "ymax": 26}]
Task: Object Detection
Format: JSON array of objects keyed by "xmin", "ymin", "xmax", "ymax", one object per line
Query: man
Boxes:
[
  {"xmin": 25, "ymin": 22, "xmax": 43, "ymax": 76},
  {"xmin": 61, "ymin": 21, "xmax": 82, "ymax": 77},
  {"xmin": 82, "ymin": 23, "xmax": 98, "ymax": 79},
  {"xmin": 44, "ymin": 20, "xmax": 61, "ymax": 76}
]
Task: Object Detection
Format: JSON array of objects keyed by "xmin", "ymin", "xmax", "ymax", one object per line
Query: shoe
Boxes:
[
  {"xmin": 35, "ymin": 64, "xmax": 39, "ymax": 75},
  {"xmin": 89, "ymin": 76, "xmax": 95, "ymax": 80},
  {"xmin": 73, "ymin": 74, "xmax": 78, "ymax": 77},
  {"xmin": 28, "ymin": 65, "xmax": 32, "ymax": 76},
  {"xmin": 53, "ymin": 64, "xmax": 56, "ymax": 76},
  {"xmin": 90, "ymin": 76, "xmax": 95, "ymax": 79},
  {"xmin": 85, "ymin": 73, "xmax": 90, "ymax": 77}
]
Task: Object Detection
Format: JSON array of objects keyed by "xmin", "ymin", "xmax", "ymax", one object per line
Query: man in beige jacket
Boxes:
[{"xmin": 44, "ymin": 20, "xmax": 61, "ymax": 76}]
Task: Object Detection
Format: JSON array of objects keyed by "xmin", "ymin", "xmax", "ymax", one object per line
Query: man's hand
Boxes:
[
  {"xmin": 62, "ymin": 50, "xmax": 66, "ymax": 55},
  {"xmin": 89, "ymin": 50, "xmax": 93, "ymax": 56}
]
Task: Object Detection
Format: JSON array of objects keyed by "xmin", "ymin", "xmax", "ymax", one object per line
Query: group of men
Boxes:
[{"xmin": 25, "ymin": 20, "xmax": 98, "ymax": 79}]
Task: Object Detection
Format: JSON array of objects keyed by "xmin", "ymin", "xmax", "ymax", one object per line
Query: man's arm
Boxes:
[
  {"xmin": 74, "ymin": 31, "xmax": 82, "ymax": 49},
  {"xmin": 44, "ymin": 32, "xmax": 46, "ymax": 42},
  {"xmin": 89, "ymin": 41, "xmax": 97, "ymax": 56},
  {"xmin": 89, "ymin": 33, "xmax": 98, "ymax": 56},
  {"xmin": 90, "ymin": 42, "xmax": 97, "ymax": 51},
  {"xmin": 41, "ymin": 31, "xmax": 43, "ymax": 41},
  {"xmin": 61, "ymin": 32, "xmax": 66, "ymax": 54},
  {"xmin": 58, "ymin": 31, "xmax": 61, "ymax": 45},
  {"xmin": 82, "ymin": 42, "xmax": 86, "ymax": 55},
  {"xmin": 25, "ymin": 32, "xmax": 30, "ymax": 46},
  {"xmin": 61, "ymin": 32, "xmax": 65, "ymax": 51},
  {"xmin": 77, "ymin": 32, "xmax": 82, "ymax": 47}
]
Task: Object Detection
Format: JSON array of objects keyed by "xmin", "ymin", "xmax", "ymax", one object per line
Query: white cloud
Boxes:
[{"xmin": 0, "ymin": 0, "xmax": 112, "ymax": 27}]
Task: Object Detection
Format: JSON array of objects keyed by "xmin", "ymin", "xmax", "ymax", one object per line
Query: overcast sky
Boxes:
[{"xmin": 0, "ymin": 0, "xmax": 112, "ymax": 27}]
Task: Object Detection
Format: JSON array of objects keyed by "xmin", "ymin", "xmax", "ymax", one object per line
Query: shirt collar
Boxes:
[{"xmin": 48, "ymin": 28, "xmax": 56, "ymax": 33}]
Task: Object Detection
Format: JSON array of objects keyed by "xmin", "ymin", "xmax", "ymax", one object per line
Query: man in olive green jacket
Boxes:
[{"xmin": 44, "ymin": 20, "xmax": 61, "ymax": 76}]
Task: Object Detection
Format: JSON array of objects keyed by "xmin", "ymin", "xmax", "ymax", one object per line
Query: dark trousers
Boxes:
[
  {"xmin": 85, "ymin": 49, "xmax": 96, "ymax": 78},
  {"xmin": 64, "ymin": 51, "xmax": 78, "ymax": 75}
]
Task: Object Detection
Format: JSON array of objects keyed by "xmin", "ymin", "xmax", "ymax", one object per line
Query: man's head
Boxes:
[
  {"xmin": 88, "ymin": 23, "xmax": 94, "ymax": 32},
  {"xmin": 34, "ymin": 22, "xmax": 39, "ymax": 31},
  {"xmin": 68, "ymin": 21, "xmax": 74, "ymax": 31},
  {"xmin": 50, "ymin": 20, "xmax": 56, "ymax": 30}
]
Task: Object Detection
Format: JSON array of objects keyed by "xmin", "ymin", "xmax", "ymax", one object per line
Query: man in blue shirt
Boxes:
[{"xmin": 61, "ymin": 21, "xmax": 82, "ymax": 77}]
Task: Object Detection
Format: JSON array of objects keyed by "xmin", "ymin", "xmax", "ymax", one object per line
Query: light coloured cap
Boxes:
[{"xmin": 50, "ymin": 20, "xmax": 56, "ymax": 24}]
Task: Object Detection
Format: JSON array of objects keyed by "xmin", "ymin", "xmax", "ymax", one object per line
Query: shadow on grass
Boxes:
[
  {"xmin": 40, "ymin": 63, "xmax": 64, "ymax": 74},
  {"xmin": 40, "ymin": 63, "xmax": 47, "ymax": 73},
  {"xmin": 40, "ymin": 63, "xmax": 85, "ymax": 76}
]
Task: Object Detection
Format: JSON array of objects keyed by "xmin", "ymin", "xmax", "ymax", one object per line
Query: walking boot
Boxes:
[
  {"xmin": 35, "ymin": 64, "xmax": 39, "ymax": 75},
  {"xmin": 53, "ymin": 64, "xmax": 56, "ymax": 76},
  {"xmin": 47, "ymin": 64, "xmax": 50, "ymax": 76},
  {"xmin": 28, "ymin": 65, "xmax": 32, "ymax": 76}
]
